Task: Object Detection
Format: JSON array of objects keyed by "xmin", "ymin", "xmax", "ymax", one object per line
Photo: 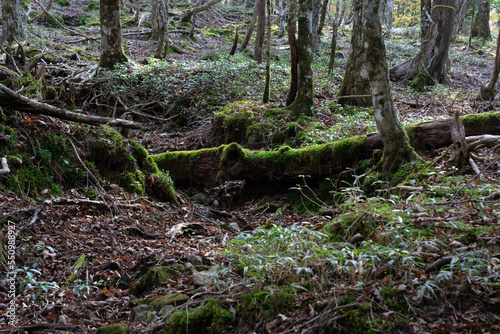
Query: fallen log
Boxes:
[
  {"xmin": 0, "ymin": 83, "xmax": 146, "ymax": 129},
  {"xmin": 152, "ymin": 111, "xmax": 500, "ymax": 185}
]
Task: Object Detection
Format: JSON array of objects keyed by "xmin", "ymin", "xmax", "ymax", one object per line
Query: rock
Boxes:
[
  {"xmin": 229, "ymin": 222, "xmax": 240, "ymax": 232},
  {"xmin": 191, "ymin": 193, "xmax": 210, "ymax": 206},
  {"xmin": 95, "ymin": 323, "xmax": 127, "ymax": 334},
  {"xmin": 158, "ymin": 305, "xmax": 175, "ymax": 318},
  {"xmin": 130, "ymin": 304, "xmax": 154, "ymax": 322},
  {"xmin": 133, "ymin": 266, "xmax": 181, "ymax": 294},
  {"xmin": 186, "ymin": 262, "xmax": 217, "ymax": 287},
  {"xmin": 147, "ymin": 293, "xmax": 189, "ymax": 312},
  {"xmin": 186, "ymin": 253, "xmax": 203, "ymax": 266}
]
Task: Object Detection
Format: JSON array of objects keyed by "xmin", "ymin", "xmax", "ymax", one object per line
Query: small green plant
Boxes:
[
  {"xmin": 66, "ymin": 279, "xmax": 98, "ymax": 299},
  {"xmin": 54, "ymin": 0, "xmax": 70, "ymax": 6},
  {"xmin": 11, "ymin": 265, "xmax": 60, "ymax": 301}
]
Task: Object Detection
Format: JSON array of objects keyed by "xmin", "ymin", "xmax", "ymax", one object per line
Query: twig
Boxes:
[{"xmin": 32, "ymin": 0, "xmax": 90, "ymax": 39}]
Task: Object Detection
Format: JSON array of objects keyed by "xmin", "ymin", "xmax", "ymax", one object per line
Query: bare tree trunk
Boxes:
[
  {"xmin": 286, "ymin": 0, "xmax": 298, "ymax": 106},
  {"xmin": 471, "ymin": 0, "xmax": 490, "ymax": 39},
  {"xmin": 327, "ymin": 0, "xmax": 341, "ymax": 73},
  {"xmin": 134, "ymin": 0, "xmax": 141, "ymax": 25},
  {"xmin": 451, "ymin": 0, "xmax": 469, "ymax": 41},
  {"xmin": 254, "ymin": 0, "xmax": 266, "ymax": 63},
  {"xmin": 389, "ymin": 0, "xmax": 455, "ymax": 87},
  {"xmin": 276, "ymin": 0, "xmax": 287, "ymax": 37},
  {"xmin": 380, "ymin": 0, "xmax": 393, "ymax": 37},
  {"xmin": 287, "ymin": 0, "xmax": 314, "ymax": 116},
  {"xmin": 152, "ymin": 0, "xmax": 160, "ymax": 39},
  {"xmin": 263, "ymin": 0, "xmax": 272, "ymax": 102},
  {"xmin": 337, "ymin": 0, "xmax": 372, "ymax": 106},
  {"xmin": 229, "ymin": 28, "xmax": 239, "ymax": 55},
  {"xmin": 362, "ymin": 0, "xmax": 419, "ymax": 171},
  {"xmin": 240, "ymin": 1, "xmax": 259, "ymax": 49},
  {"xmin": 154, "ymin": 0, "xmax": 170, "ymax": 59},
  {"xmin": 477, "ymin": 30, "xmax": 500, "ymax": 101},
  {"xmin": 2, "ymin": 0, "xmax": 20, "ymax": 45},
  {"xmin": 313, "ymin": 0, "xmax": 329, "ymax": 51},
  {"xmin": 99, "ymin": 0, "xmax": 129, "ymax": 68}
]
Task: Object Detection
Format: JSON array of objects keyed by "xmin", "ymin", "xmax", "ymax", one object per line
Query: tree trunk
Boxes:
[
  {"xmin": 240, "ymin": 1, "xmax": 258, "ymax": 49},
  {"xmin": 152, "ymin": 111, "xmax": 500, "ymax": 185},
  {"xmin": 287, "ymin": 0, "xmax": 315, "ymax": 116},
  {"xmin": 362, "ymin": 0, "xmax": 419, "ymax": 171},
  {"xmin": 154, "ymin": 0, "xmax": 170, "ymax": 59},
  {"xmin": 451, "ymin": 0, "xmax": 469, "ymax": 41},
  {"xmin": 286, "ymin": 0, "xmax": 298, "ymax": 106},
  {"xmin": 2, "ymin": 0, "xmax": 20, "ymax": 45},
  {"xmin": 313, "ymin": 0, "xmax": 329, "ymax": 51},
  {"xmin": 152, "ymin": 0, "xmax": 160, "ymax": 40},
  {"xmin": 263, "ymin": 0, "xmax": 272, "ymax": 102},
  {"xmin": 276, "ymin": 0, "xmax": 287, "ymax": 37},
  {"xmin": 180, "ymin": 0, "xmax": 223, "ymax": 22},
  {"xmin": 99, "ymin": 0, "xmax": 129, "ymax": 68},
  {"xmin": 152, "ymin": 112, "xmax": 500, "ymax": 185},
  {"xmin": 337, "ymin": 0, "xmax": 372, "ymax": 106},
  {"xmin": 380, "ymin": 0, "xmax": 393, "ymax": 37},
  {"xmin": 389, "ymin": 0, "xmax": 455, "ymax": 86},
  {"xmin": 327, "ymin": 0, "xmax": 341, "ymax": 73},
  {"xmin": 471, "ymin": 0, "xmax": 490, "ymax": 39},
  {"xmin": 254, "ymin": 0, "xmax": 266, "ymax": 63},
  {"xmin": 477, "ymin": 29, "xmax": 500, "ymax": 101}
]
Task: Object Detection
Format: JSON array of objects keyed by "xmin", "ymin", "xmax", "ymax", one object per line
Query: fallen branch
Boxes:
[{"xmin": 0, "ymin": 83, "xmax": 146, "ymax": 129}]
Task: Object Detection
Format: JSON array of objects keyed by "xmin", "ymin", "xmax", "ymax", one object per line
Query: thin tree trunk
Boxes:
[
  {"xmin": 240, "ymin": 1, "xmax": 258, "ymax": 49},
  {"xmin": 285, "ymin": 0, "xmax": 298, "ymax": 106},
  {"xmin": 254, "ymin": 0, "xmax": 266, "ymax": 63},
  {"xmin": 263, "ymin": 0, "xmax": 272, "ymax": 102},
  {"xmin": 451, "ymin": 0, "xmax": 469, "ymax": 41},
  {"xmin": 154, "ymin": 0, "xmax": 170, "ymax": 59},
  {"xmin": 477, "ymin": 29, "xmax": 500, "ymax": 101},
  {"xmin": 229, "ymin": 27, "xmax": 239, "ymax": 55},
  {"xmin": 327, "ymin": 0, "xmax": 341, "ymax": 73},
  {"xmin": 134, "ymin": 0, "xmax": 141, "ymax": 25},
  {"xmin": 313, "ymin": 0, "xmax": 329, "ymax": 51}
]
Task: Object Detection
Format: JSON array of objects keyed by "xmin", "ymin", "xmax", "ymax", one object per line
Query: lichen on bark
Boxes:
[{"xmin": 99, "ymin": 0, "xmax": 129, "ymax": 68}]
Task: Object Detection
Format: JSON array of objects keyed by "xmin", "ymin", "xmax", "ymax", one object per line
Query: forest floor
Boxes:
[{"xmin": 1, "ymin": 1, "xmax": 500, "ymax": 334}]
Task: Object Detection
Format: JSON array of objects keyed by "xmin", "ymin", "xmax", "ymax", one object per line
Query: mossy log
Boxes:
[{"xmin": 152, "ymin": 111, "xmax": 500, "ymax": 185}]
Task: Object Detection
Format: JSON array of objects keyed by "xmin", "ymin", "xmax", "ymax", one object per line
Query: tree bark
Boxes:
[
  {"xmin": 380, "ymin": 0, "xmax": 393, "ymax": 37},
  {"xmin": 287, "ymin": 0, "xmax": 315, "ymax": 116},
  {"xmin": 240, "ymin": 1, "xmax": 258, "ymax": 49},
  {"xmin": 451, "ymin": 0, "xmax": 469, "ymax": 41},
  {"xmin": 285, "ymin": 0, "xmax": 298, "ymax": 106},
  {"xmin": 327, "ymin": 0, "xmax": 341, "ymax": 73},
  {"xmin": 152, "ymin": 111, "xmax": 500, "ymax": 185},
  {"xmin": 337, "ymin": 0, "xmax": 372, "ymax": 106},
  {"xmin": 389, "ymin": 0, "xmax": 455, "ymax": 86},
  {"xmin": 2, "ymin": 0, "xmax": 20, "ymax": 45},
  {"xmin": 471, "ymin": 0, "xmax": 490, "ymax": 39},
  {"xmin": 99, "ymin": 0, "xmax": 129, "ymax": 68},
  {"xmin": 154, "ymin": 0, "xmax": 170, "ymax": 59},
  {"xmin": 313, "ymin": 0, "xmax": 329, "ymax": 51},
  {"xmin": 254, "ymin": 0, "xmax": 266, "ymax": 63},
  {"xmin": 363, "ymin": 0, "xmax": 419, "ymax": 171},
  {"xmin": 263, "ymin": 0, "xmax": 272, "ymax": 102},
  {"xmin": 477, "ymin": 29, "xmax": 500, "ymax": 101}
]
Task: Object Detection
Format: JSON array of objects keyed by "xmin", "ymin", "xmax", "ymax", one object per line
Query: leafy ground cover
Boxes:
[{"xmin": 1, "ymin": 1, "xmax": 500, "ymax": 333}]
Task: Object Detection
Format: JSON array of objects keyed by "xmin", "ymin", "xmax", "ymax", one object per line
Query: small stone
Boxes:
[
  {"xmin": 229, "ymin": 222, "xmax": 240, "ymax": 232},
  {"xmin": 186, "ymin": 253, "xmax": 203, "ymax": 266},
  {"xmin": 191, "ymin": 193, "xmax": 210, "ymax": 206}
]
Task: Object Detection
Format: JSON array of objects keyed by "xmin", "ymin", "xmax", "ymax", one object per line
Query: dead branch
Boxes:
[{"xmin": 0, "ymin": 83, "xmax": 146, "ymax": 129}]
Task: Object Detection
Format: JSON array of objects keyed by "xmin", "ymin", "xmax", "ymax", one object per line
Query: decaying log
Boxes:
[
  {"xmin": 152, "ymin": 111, "xmax": 500, "ymax": 185},
  {"xmin": 0, "ymin": 83, "xmax": 145, "ymax": 129}
]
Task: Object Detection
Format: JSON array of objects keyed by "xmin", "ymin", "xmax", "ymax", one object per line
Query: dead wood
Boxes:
[
  {"xmin": 180, "ymin": 0, "xmax": 223, "ymax": 22},
  {"xmin": 0, "ymin": 83, "xmax": 146, "ymax": 129},
  {"xmin": 447, "ymin": 110, "xmax": 469, "ymax": 169},
  {"xmin": 153, "ymin": 111, "xmax": 500, "ymax": 185}
]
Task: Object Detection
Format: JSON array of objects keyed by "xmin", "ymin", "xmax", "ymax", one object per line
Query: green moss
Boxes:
[
  {"xmin": 66, "ymin": 254, "xmax": 86, "ymax": 285},
  {"xmin": 95, "ymin": 323, "xmax": 127, "ymax": 334},
  {"xmin": 134, "ymin": 266, "xmax": 181, "ymax": 294},
  {"xmin": 461, "ymin": 110, "xmax": 500, "ymax": 131},
  {"xmin": 409, "ymin": 70, "xmax": 430, "ymax": 91},
  {"xmin": 239, "ymin": 289, "xmax": 295, "ymax": 320},
  {"xmin": 148, "ymin": 293, "xmax": 189, "ymax": 311},
  {"xmin": 83, "ymin": 2, "xmax": 99, "ymax": 11},
  {"xmin": 54, "ymin": 0, "xmax": 70, "ymax": 6},
  {"xmin": 164, "ymin": 299, "xmax": 234, "ymax": 334}
]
